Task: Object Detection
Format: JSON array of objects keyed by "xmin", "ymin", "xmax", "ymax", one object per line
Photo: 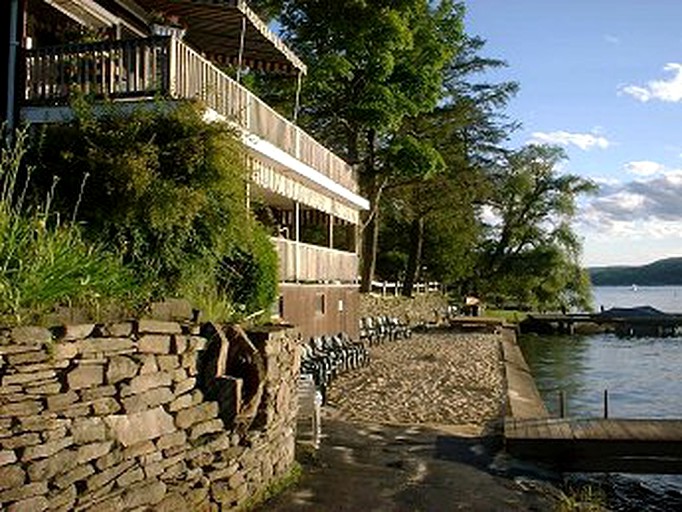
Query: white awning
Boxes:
[{"xmin": 134, "ymin": 0, "xmax": 306, "ymax": 75}]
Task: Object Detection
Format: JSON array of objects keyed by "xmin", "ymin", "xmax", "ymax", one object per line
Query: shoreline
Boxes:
[{"xmin": 260, "ymin": 326, "xmax": 565, "ymax": 510}]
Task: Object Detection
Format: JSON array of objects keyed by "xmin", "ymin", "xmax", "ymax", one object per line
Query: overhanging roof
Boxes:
[{"xmin": 134, "ymin": 0, "xmax": 306, "ymax": 75}]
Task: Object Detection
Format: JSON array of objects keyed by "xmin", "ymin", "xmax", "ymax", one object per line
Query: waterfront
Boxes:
[{"xmin": 518, "ymin": 286, "xmax": 682, "ymax": 510}]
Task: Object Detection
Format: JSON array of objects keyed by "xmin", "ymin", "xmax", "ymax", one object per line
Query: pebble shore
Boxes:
[{"xmin": 326, "ymin": 330, "xmax": 506, "ymax": 429}]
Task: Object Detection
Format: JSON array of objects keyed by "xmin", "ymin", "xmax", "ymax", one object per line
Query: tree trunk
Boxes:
[
  {"xmin": 401, "ymin": 217, "xmax": 424, "ymax": 297},
  {"xmin": 359, "ymin": 128, "xmax": 378, "ymax": 293},
  {"xmin": 360, "ymin": 207, "xmax": 379, "ymax": 292}
]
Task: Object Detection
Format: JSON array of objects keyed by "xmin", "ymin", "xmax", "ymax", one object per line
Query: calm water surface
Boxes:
[{"xmin": 517, "ymin": 286, "xmax": 682, "ymax": 509}]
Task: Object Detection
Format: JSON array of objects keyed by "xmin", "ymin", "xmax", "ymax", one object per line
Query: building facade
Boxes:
[{"xmin": 1, "ymin": 0, "xmax": 368, "ymax": 339}]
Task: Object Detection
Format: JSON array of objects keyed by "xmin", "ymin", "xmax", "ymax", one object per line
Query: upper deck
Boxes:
[{"xmin": 21, "ymin": 35, "xmax": 360, "ymax": 197}]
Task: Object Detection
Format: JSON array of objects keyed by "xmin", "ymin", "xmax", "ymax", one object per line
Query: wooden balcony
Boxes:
[
  {"xmin": 272, "ymin": 238, "xmax": 358, "ymax": 283},
  {"xmin": 23, "ymin": 36, "xmax": 357, "ymax": 194}
]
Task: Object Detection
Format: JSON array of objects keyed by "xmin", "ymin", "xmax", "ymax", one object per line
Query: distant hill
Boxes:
[{"xmin": 588, "ymin": 257, "xmax": 682, "ymax": 286}]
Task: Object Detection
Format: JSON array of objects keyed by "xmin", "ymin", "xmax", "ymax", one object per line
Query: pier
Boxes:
[
  {"xmin": 502, "ymin": 327, "xmax": 682, "ymax": 474},
  {"xmin": 505, "ymin": 417, "xmax": 682, "ymax": 474},
  {"xmin": 520, "ymin": 306, "xmax": 682, "ymax": 336}
]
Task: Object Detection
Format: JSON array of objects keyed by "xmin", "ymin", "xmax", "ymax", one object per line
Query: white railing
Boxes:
[
  {"xmin": 272, "ymin": 237, "xmax": 358, "ymax": 283},
  {"xmin": 23, "ymin": 36, "xmax": 358, "ymax": 194},
  {"xmin": 370, "ymin": 281, "xmax": 443, "ymax": 296}
]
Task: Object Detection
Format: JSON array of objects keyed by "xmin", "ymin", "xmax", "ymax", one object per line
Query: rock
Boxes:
[
  {"xmin": 106, "ymin": 356, "xmax": 138, "ymax": 384},
  {"xmin": 121, "ymin": 373, "xmax": 172, "ymax": 396},
  {"xmin": 91, "ymin": 397, "xmax": 121, "ymax": 415},
  {"xmin": 0, "ymin": 450, "xmax": 17, "ymax": 466},
  {"xmin": 122, "ymin": 480, "xmax": 167, "ymax": 508},
  {"xmin": 99, "ymin": 322, "xmax": 133, "ymax": 337},
  {"xmin": 77, "ymin": 441, "xmax": 113, "ymax": 463},
  {"xmin": 189, "ymin": 419, "xmax": 225, "ymax": 440},
  {"xmin": 46, "ymin": 390, "xmax": 78, "ymax": 411},
  {"xmin": 77, "ymin": 337, "xmax": 135, "ymax": 354},
  {"xmin": 22, "ymin": 437, "xmax": 74, "ymax": 461},
  {"xmin": 122, "ymin": 387, "xmax": 173, "ymax": 413},
  {"xmin": 58, "ymin": 324, "xmax": 96, "ymax": 341},
  {"xmin": 0, "ymin": 465, "xmax": 25, "ymax": 490},
  {"xmin": 3, "ymin": 370, "xmax": 55, "ymax": 385},
  {"xmin": 66, "ymin": 364, "xmax": 104, "ymax": 390},
  {"xmin": 0, "ymin": 399, "xmax": 43, "ymax": 418},
  {"xmin": 53, "ymin": 464, "xmax": 95, "ymax": 489},
  {"xmin": 156, "ymin": 430, "xmax": 187, "ymax": 451},
  {"xmin": 10, "ymin": 327, "xmax": 52, "ymax": 345},
  {"xmin": 0, "ymin": 481, "xmax": 48, "ymax": 503},
  {"xmin": 174, "ymin": 402, "xmax": 219, "ymax": 429},
  {"xmin": 138, "ymin": 334, "xmax": 172, "ymax": 354},
  {"xmin": 138, "ymin": 319, "xmax": 182, "ymax": 335},
  {"xmin": 71, "ymin": 417, "xmax": 106, "ymax": 444},
  {"xmin": 104, "ymin": 407, "xmax": 176, "ymax": 447},
  {"xmin": 7, "ymin": 495, "xmax": 49, "ymax": 512}
]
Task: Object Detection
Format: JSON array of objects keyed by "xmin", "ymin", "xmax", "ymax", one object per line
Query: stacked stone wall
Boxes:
[
  {"xmin": 0, "ymin": 320, "xmax": 299, "ymax": 511},
  {"xmin": 360, "ymin": 292, "xmax": 448, "ymax": 326}
]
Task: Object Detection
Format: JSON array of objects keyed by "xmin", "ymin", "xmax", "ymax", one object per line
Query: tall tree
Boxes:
[
  {"xmin": 476, "ymin": 144, "xmax": 596, "ymax": 309},
  {"xmin": 270, "ymin": 0, "xmax": 466, "ymax": 291},
  {"xmin": 377, "ymin": 33, "xmax": 519, "ymax": 296}
]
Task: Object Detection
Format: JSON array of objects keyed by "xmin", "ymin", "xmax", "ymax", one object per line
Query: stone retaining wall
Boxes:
[
  {"xmin": 360, "ymin": 293, "xmax": 448, "ymax": 326},
  {"xmin": 0, "ymin": 320, "xmax": 299, "ymax": 511}
]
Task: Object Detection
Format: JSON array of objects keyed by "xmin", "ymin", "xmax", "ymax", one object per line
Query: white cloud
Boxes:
[
  {"xmin": 528, "ymin": 130, "xmax": 610, "ymax": 151},
  {"xmin": 624, "ymin": 160, "xmax": 665, "ymax": 176},
  {"xmin": 620, "ymin": 63, "xmax": 682, "ymax": 103},
  {"xmin": 577, "ymin": 171, "xmax": 682, "ymax": 241},
  {"xmin": 604, "ymin": 34, "xmax": 620, "ymax": 45}
]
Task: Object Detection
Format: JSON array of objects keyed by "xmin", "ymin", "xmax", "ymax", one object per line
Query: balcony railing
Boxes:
[
  {"xmin": 272, "ymin": 238, "xmax": 358, "ymax": 283},
  {"xmin": 24, "ymin": 36, "xmax": 357, "ymax": 194}
]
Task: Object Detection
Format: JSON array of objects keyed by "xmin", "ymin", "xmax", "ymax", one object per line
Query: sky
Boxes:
[{"xmin": 465, "ymin": 0, "xmax": 682, "ymax": 267}]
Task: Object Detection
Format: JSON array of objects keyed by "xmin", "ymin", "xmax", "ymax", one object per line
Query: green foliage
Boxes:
[
  {"xmin": 30, "ymin": 101, "xmax": 277, "ymax": 320},
  {"xmin": 476, "ymin": 144, "xmax": 597, "ymax": 310},
  {"xmin": 556, "ymin": 485, "xmax": 607, "ymax": 512},
  {"xmin": 0, "ymin": 128, "xmax": 136, "ymax": 325}
]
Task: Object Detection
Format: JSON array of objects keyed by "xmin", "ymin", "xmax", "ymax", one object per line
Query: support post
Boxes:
[
  {"xmin": 293, "ymin": 70, "xmax": 302, "ymax": 123},
  {"xmin": 294, "ymin": 201, "xmax": 300, "ymax": 282},
  {"xmin": 603, "ymin": 389, "xmax": 609, "ymax": 419},
  {"xmin": 5, "ymin": 0, "xmax": 21, "ymax": 130},
  {"xmin": 236, "ymin": 15, "xmax": 246, "ymax": 84}
]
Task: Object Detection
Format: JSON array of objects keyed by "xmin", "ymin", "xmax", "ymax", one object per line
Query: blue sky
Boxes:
[{"xmin": 465, "ymin": 0, "xmax": 682, "ymax": 267}]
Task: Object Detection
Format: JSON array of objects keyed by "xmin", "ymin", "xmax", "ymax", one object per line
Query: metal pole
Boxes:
[
  {"xmin": 236, "ymin": 15, "xmax": 246, "ymax": 84},
  {"xmin": 293, "ymin": 70, "xmax": 302, "ymax": 123},
  {"xmin": 603, "ymin": 389, "xmax": 609, "ymax": 419}
]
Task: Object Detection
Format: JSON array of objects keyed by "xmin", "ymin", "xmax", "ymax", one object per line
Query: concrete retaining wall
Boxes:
[
  {"xmin": 0, "ymin": 320, "xmax": 299, "ymax": 511},
  {"xmin": 500, "ymin": 329, "xmax": 548, "ymax": 419}
]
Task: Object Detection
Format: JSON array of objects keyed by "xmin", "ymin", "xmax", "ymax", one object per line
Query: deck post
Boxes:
[{"xmin": 603, "ymin": 389, "xmax": 609, "ymax": 419}]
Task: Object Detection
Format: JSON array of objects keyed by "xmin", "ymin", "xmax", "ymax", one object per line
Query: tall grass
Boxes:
[{"xmin": 0, "ymin": 127, "xmax": 138, "ymax": 325}]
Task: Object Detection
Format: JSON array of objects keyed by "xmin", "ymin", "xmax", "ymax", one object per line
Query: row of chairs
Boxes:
[
  {"xmin": 359, "ymin": 316, "xmax": 412, "ymax": 345},
  {"xmin": 300, "ymin": 333, "xmax": 369, "ymax": 403}
]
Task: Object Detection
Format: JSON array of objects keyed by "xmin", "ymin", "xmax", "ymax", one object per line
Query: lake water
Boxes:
[{"xmin": 517, "ymin": 286, "xmax": 682, "ymax": 510}]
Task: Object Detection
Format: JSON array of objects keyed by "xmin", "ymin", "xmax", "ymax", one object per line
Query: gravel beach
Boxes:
[
  {"xmin": 326, "ymin": 329, "xmax": 506, "ymax": 430},
  {"xmin": 258, "ymin": 327, "xmax": 562, "ymax": 511}
]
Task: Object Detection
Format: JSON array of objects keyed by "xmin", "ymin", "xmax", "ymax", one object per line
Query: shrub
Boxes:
[
  {"xmin": 0, "ymin": 128, "xmax": 137, "ymax": 325},
  {"xmin": 30, "ymin": 100, "xmax": 278, "ymax": 320}
]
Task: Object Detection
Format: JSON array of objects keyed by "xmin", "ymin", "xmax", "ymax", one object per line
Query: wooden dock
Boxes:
[
  {"xmin": 505, "ymin": 417, "xmax": 682, "ymax": 473},
  {"xmin": 520, "ymin": 310, "xmax": 682, "ymax": 336}
]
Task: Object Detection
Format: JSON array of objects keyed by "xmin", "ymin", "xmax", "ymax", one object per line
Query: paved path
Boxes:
[{"xmin": 258, "ymin": 330, "xmax": 561, "ymax": 511}]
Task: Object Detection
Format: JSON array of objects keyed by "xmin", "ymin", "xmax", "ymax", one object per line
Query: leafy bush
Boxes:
[
  {"xmin": 0, "ymin": 128, "xmax": 136, "ymax": 325},
  {"xmin": 30, "ymin": 100, "xmax": 278, "ymax": 320}
]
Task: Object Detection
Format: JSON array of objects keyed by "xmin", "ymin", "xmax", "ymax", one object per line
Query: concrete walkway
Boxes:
[{"xmin": 257, "ymin": 330, "xmax": 561, "ymax": 511}]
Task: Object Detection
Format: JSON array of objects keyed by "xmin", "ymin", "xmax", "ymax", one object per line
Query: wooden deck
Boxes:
[
  {"xmin": 521, "ymin": 312, "xmax": 682, "ymax": 336},
  {"xmin": 505, "ymin": 417, "xmax": 682, "ymax": 473}
]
